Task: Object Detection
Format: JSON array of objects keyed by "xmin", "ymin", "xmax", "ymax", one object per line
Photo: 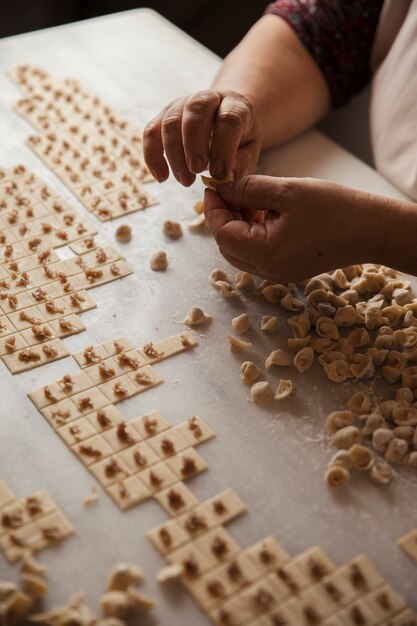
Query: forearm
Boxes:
[{"xmin": 212, "ymin": 15, "xmax": 330, "ymax": 149}]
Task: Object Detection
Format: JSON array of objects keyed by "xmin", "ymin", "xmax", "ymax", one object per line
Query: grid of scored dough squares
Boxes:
[
  {"xmin": 26, "ymin": 336, "xmax": 416, "ymax": 626},
  {"xmin": 0, "ymin": 478, "xmax": 74, "ymax": 563},
  {"xmin": 0, "ymin": 165, "xmax": 134, "ymax": 374},
  {"xmin": 9, "ymin": 65, "xmax": 157, "ymax": 222}
]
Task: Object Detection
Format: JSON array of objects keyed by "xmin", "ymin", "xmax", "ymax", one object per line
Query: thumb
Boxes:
[{"xmin": 217, "ymin": 175, "xmax": 290, "ymax": 213}]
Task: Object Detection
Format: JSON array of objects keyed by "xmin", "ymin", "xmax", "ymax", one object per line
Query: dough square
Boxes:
[
  {"xmin": 146, "ymin": 519, "xmax": 190, "ymax": 556},
  {"xmin": 20, "ymin": 322, "xmax": 56, "ymax": 347},
  {"xmin": 183, "ymin": 562, "xmax": 238, "ymax": 611},
  {"xmin": 72, "ymin": 343, "xmax": 113, "ymax": 369},
  {"xmin": 40, "ymin": 397, "xmax": 82, "ymax": 429},
  {"xmin": 3, "ymin": 338, "xmax": 69, "ymax": 374},
  {"xmin": 22, "ymin": 489, "xmax": 57, "ymax": 523},
  {"xmin": 73, "ymin": 434, "xmax": 114, "ymax": 467},
  {"xmin": 97, "ymin": 373, "xmax": 139, "ymax": 404},
  {"xmin": 137, "ymin": 461, "xmax": 177, "ymax": 495},
  {"xmin": 387, "ymin": 609, "xmax": 417, "ymax": 626},
  {"xmin": 56, "ymin": 370, "xmax": 95, "ymax": 397},
  {"xmin": 0, "ymin": 315, "xmax": 16, "ymax": 337},
  {"xmin": 0, "ymin": 332, "xmax": 28, "ymax": 356},
  {"xmin": 68, "ymin": 236, "xmax": 98, "ymax": 255},
  {"xmin": 62, "ymin": 290, "xmax": 96, "ymax": 314},
  {"xmin": 129, "ymin": 410, "xmax": 171, "ymax": 439},
  {"xmin": 341, "ymin": 596, "xmax": 379, "ymax": 626},
  {"xmin": 102, "ymin": 420, "xmax": 141, "ymax": 452},
  {"xmin": 174, "ymin": 416, "xmax": 215, "ymax": 447},
  {"xmin": 84, "ymin": 405, "xmax": 124, "ymax": 433},
  {"xmin": 70, "ymin": 387, "xmax": 109, "ymax": 415},
  {"xmin": 83, "ymin": 357, "xmax": 124, "ymax": 386},
  {"xmin": 7, "ymin": 305, "xmax": 45, "ymax": 330},
  {"xmin": 101, "ymin": 337, "xmax": 135, "ymax": 356},
  {"xmin": 366, "ymin": 584, "xmax": 406, "ymax": 622},
  {"xmin": 0, "ymin": 479, "xmax": 15, "ymax": 510},
  {"xmin": 298, "ymin": 581, "xmax": 342, "ymax": 621},
  {"xmin": 284, "ymin": 546, "xmax": 335, "ymax": 589},
  {"xmin": 28, "ymin": 381, "xmax": 66, "ymax": 409},
  {"xmin": 138, "ymin": 331, "xmax": 197, "ymax": 364},
  {"xmin": 90, "ymin": 453, "xmax": 132, "ymax": 487},
  {"xmin": 199, "ymin": 489, "xmax": 247, "ymax": 528},
  {"xmin": 244, "ymin": 536, "xmax": 290, "ymax": 578},
  {"xmin": 33, "ymin": 509, "xmax": 75, "ymax": 548},
  {"xmin": 49, "ymin": 314, "xmax": 86, "ymax": 338},
  {"xmin": 154, "ymin": 481, "xmax": 199, "ymax": 517},
  {"xmin": 56, "ymin": 416, "xmax": 98, "ymax": 447},
  {"xmin": 165, "ymin": 448, "xmax": 208, "ymax": 482},
  {"xmin": 0, "ymin": 292, "xmax": 33, "ymax": 315},
  {"xmin": 114, "ymin": 348, "xmax": 148, "ymax": 372},
  {"xmin": 35, "ymin": 298, "xmax": 69, "ymax": 322},
  {"xmin": 126, "ymin": 364, "xmax": 164, "ymax": 394},
  {"xmin": 196, "ymin": 527, "xmax": 241, "ymax": 570},
  {"xmin": 398, "ymin": 528, "xmax": 417, "ymax": 565},
  {"xmin": 49, "ymin": 276, "xmax": 84, "ymax": 298},
  {"xmin": 118, "ymin": 441, "xmax": 160, "ymax": 474},
  {"xmin": 147, "ymin": 428, "xmax": 190, "ymax": 460},
  {"xmin": 106, "ymin": 475, "xmax": 151, "ymax": 510},
  {"xmin": 338, "ymin": 554, "xmax": 386, "ymax": 598},
  {"xmin": 166, "ymin": 541, "xmax": 209, "ymax": 579},
  {"xmin": 0, "ymin": 521, "xmax": 40, "ymax": 562},
  {"xmin": 80, "ymin": 245, "xmax": 121, "ymax": 268}
]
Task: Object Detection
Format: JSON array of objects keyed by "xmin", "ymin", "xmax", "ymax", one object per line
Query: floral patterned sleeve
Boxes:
[{"xmin": 264, "ymin": 0, "xmax": 384, "ymax": 108}]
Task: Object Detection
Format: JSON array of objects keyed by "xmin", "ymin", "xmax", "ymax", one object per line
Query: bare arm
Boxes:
[{"xmin": 212, "ymin": 14, "xmax": 330, "ymax": 148}]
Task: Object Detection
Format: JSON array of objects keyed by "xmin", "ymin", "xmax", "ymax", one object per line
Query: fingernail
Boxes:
[
  {"xmin": 178, "ymin": 172, "xmax": 195, "ymax": 187},
  {"xmin": 154, "ymin": 168, "xmax": 166, "ymax": 183},
  {"xmin": 210, "ymin": 161, "xmax": 225, "ymax": 179},
  {"xmin": 188, "ymin": 156, "xmax": 204, "ymax": 173}
]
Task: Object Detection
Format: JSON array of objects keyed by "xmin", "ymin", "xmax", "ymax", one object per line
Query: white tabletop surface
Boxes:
[{"xmin": 0, "ymin": 8, "xmax": 416, "ymax": 624}]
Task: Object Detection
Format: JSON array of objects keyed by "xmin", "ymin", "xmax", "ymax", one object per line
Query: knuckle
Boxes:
[
  {"xmin": 142, "ymin": 123, "xmax": 159, "ymax": 143},
  {"xmin": 162, "ymin": 114, "xmax": 182, "ymax": 136},
  {"xmin": 218, "ymin": 108, "xmax": 244, "ymax": 128}
]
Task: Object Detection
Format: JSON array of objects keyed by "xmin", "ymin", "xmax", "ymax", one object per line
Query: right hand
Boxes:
[{"xmin": 143, "ymin": 90, "xmax": 261, "ymax": 186}]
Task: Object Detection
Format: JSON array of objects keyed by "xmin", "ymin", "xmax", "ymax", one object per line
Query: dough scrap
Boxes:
[
  {"xmin": 150, "ymin": 251, "xmax": 168, "ymax": 271},
  {"xmin": 250, "ymin": 381, "xmax": 273, "ymax": 406},
  {"xmin": 274, "ymin": 379, "xmax": 295, "ymax": 401},
  {"xmin": 183, "ymin": 307, "xmax": 212, "ymax": 326}
]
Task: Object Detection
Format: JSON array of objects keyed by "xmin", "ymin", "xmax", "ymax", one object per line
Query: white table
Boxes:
[{"xmin": 0, "ymin": 9, "xmax": 415, "ymax": 623}]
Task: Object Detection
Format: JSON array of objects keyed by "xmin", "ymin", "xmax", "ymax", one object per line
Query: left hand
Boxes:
[{"xmin": 204, "ymin": 175, "xmax": 384, "ymax": 282}]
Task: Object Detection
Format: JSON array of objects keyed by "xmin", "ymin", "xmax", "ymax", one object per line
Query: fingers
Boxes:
[
  {"xmin": 143, "ymin": 108, "xmax": 170, "ymax": 183},
  {"xmin": 218, "ymin": 175, "xmax": 291, "ymax": 212},
  {"xmin": 182, "ymin": 91, "xmax": 221, "ymax": 174},
  {"xmin": 161, "ymin": 102, "xmax": 195, "ymax": 187},
  {"xmin": 210, "ymin": 94, "xmax": 254, "ymax": 179},
  {"xmin": 204, "ymin": 189, "xmax": 269, "ymax": 266}
]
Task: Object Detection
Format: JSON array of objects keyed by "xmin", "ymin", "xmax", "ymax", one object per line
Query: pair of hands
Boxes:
[{"xmin": 143, "ymin": 91, "xmax": 378, "ymax": 281}]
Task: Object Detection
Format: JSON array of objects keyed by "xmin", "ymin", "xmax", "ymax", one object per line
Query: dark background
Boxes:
[{"xmin": 0, "ymin": 0, "xmax": 269, "ymax": 57}]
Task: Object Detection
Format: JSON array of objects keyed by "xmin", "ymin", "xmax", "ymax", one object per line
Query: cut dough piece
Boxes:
[
  {"xmin": 102, "ymin": 337, "xmax": 135, "ymax": 357},
  {"xmin": 240, "ymin": 361, "xmax": 262, "ymax": 385},
  {"xmin": 33, "ymin": 508, "xmax": 75, "ymax": 551},
  {"xmin": 83, "ymin": 357, "xmax": 124, "ymax": 386},
  {"xmin": 183, "ymin": 306, "xmax": 212, "ymax": 326},
  {"xmin": 283, "ymin": 546, "xmax": 335, "ymax": 590},
  {"xmin": 119, "ymin": 441, "xmax": 159, "ymax": 473},
  {"xmin": 106, "ymin": 476, "xmax": 151, "ymax": 510},
  {"xmin": 146, "ymin": 519, "xmax": 190, "ymax": 555},
  {"xmin": 40, "ymin": 398, "xmax": 82, "ymax": 429},
  {"xmin": 174, "ymin": 416, "xmax": 215, "ymax": 446},
  {"xmin": 73, "ymin": 343, "xmax": 111, "ymax": 369},
  {"xmin": 260, "ymin": 316, "xmax": 278, "ymax": 333},
  {"xmin": 129, "ymin": 410, "xmax": 172, "ymax": 439},
  {"xmin": 85, "ymin": 406, "xmax": 124, "ymax": 433},
  {"xmin": 137, "ymin": 462, "xmax": 178, "ymax": 495},
  {"xmin": 166, "ymin": 542, "xmax": 210, "ymax": 581},
  {"xmin": 150, "ymin": 250, "xmax": 168, "ymax": 271},
  {"xmin": 198, "ymin": 489, "xmax": 247, "ymax": 529},
  {"xmin": 57, "ymin": 370, "xmax": 96, "ymax": 397},
  {"xmin": 398, "ymin": 527, "xmax": 417, "ymax": 564},
  {"xmin": 71, "ymin": 387, "xmax": 109, "ymax": 415},
  {"xmin": 83, "ymin": 487, "xmax": 99, "ymax": 507},
  {"xmin": 98, "ymin": 374, "xmax": 141, "ymax": 405},
  {"xmin": 0, "ymin": 333, "xmax": 28, "ymax": 357},
  {"xmin": 195, "ymin": 527, "xmax": 241, "ymax": 568},
  {"xmin": 250, "ymin": 381, "xmax": 273, "ymax": 406},
  {"xmin": 73, "ymin": 434, "xmax": 114, "ymax": 467},
  {"xmin": 57, "ymin": 416, "xmax": 98, "ymax": 447},
  {"xmin": 265, "ymin": 349, "xmax": 290, "ymax": 368},
  {"xmin": 274, "ymin": 379, "xmax": 295, "ymax": 400},
  {"xmin": 90, "ymin": 454, "xmax": 132, "ymax": 488},
  {"xmin": 115, "ymin": 224, "xmax": 132, "ymax": 242},
  {"xmin": 49, "ymin": 314, "xmax": 86, "ymax": 338},
  {"xmin": 165, "ymin": 448, "xmax": 208, "ymax": 481},
  {"xmin": 201, "ymin": 173, "xmax": 233, "ymax": 190},
  {"xmin": 163, "ymin": 220, "xmax": 183, "ymax": 239},
  {"xmin": 228, "ymin": 335, "xmax": 251, "ymax": 353},
  {"xmin": 156, "ymin": 563, "xmax": 183, "ymax": 583},
  {"xmin": 244, "ymin": 536, "xmax": 290, "ymax": 578},
  {"xmin": 232, "ymin": 314, "xmax": 250, "ymax": 335},
  {"xmin": 154, "ymin": 482, "xmax": 200, "ymax": 517},
  {"xmin": 102, "ymin": 421, "xmax": 141, "ymax": 452},
  {"xmin": 147, "ymin": 428, "xmax": 190, "ymax": 460}
]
